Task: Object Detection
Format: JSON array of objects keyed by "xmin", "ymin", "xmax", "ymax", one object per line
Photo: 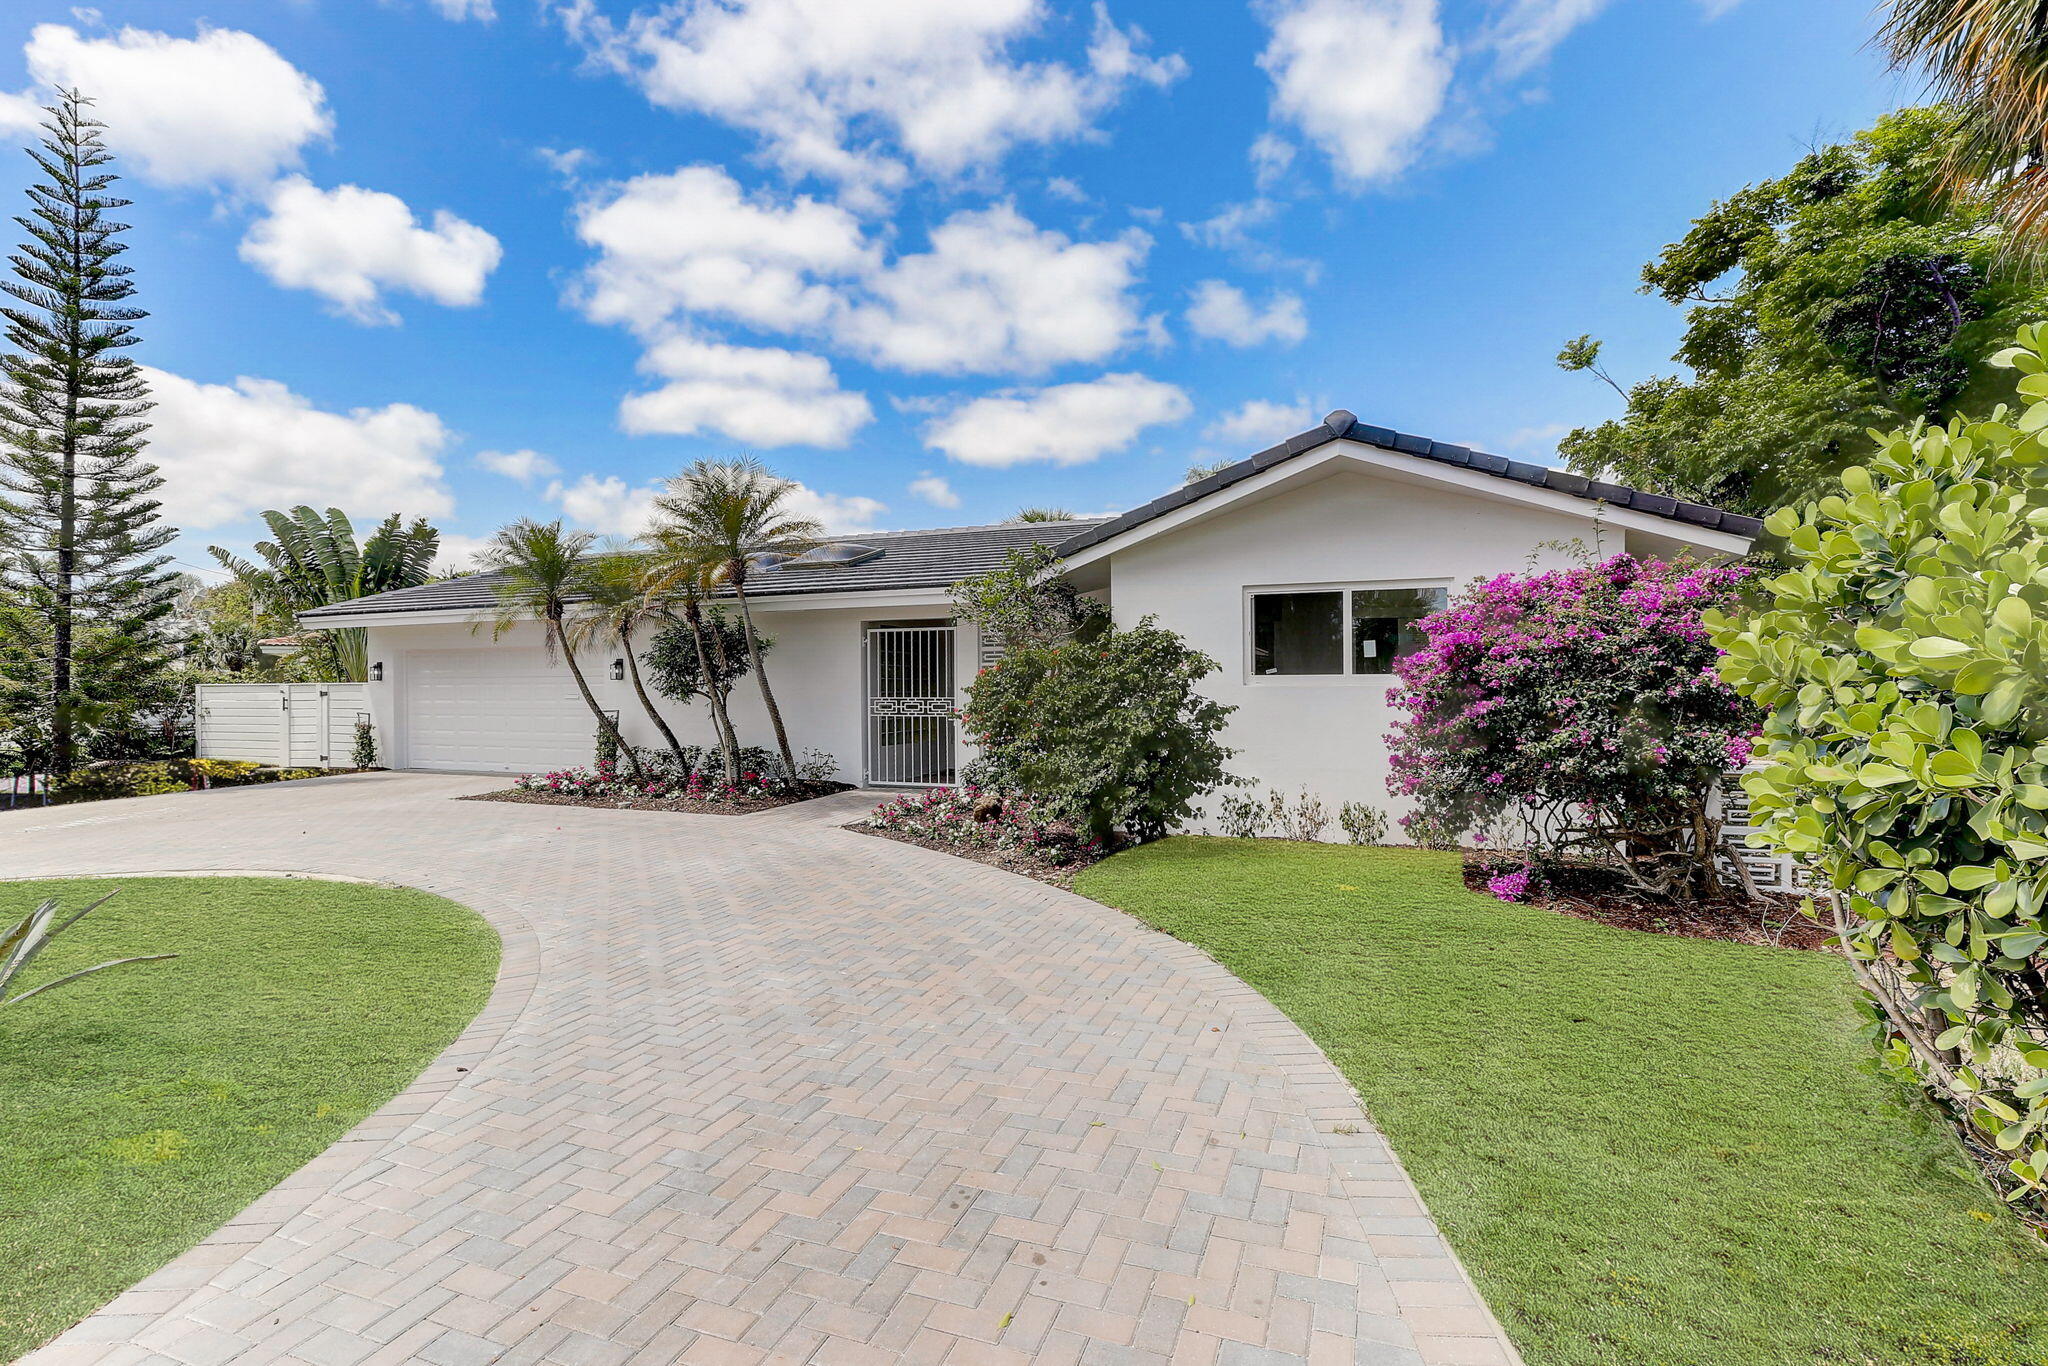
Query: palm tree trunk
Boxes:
[
  {"xmin": 555, "ymin": 619, "xmax": 642, "ymax": 780},
  {"xmin": 620, "ymin": 624, "xmax": 689, "ymax": 765},
  {"xmin": 730, "ymin": 573, "xmax": 797, "ymax": 781},
  {"xmin": 684, "ymin": 597, "xmax": 741, "ymax": 784}
]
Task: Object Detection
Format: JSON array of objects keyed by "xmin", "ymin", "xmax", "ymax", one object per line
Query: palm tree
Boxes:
[
  {"xmin": 210, "ymin": 506, "xmax": 440, "ymax": 681},
  {"xmin": 476, "ymin": 518, "xmax": 641, "ymax": 780},
  {"xmin": 1880, "ymin": 3, "xmax": 2048, "ymax": 239},
  {"xmin": 651, "ymin": 459, "xmax": 819, "ymax": 780},
  {"xmin": 570, "ymin": 548, "xmax": 690, "ymax": 768},
  {"xmin": 642, "ymin": 532, "xmax": 746, "ymax": 784},
  {"xmin": 1014, "ymin": 506, "xmax": 1077, "ymax": 522}
]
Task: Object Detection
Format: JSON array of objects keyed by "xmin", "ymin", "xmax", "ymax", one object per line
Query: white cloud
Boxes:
[
  {"xmin": 141, "ymin": 366, "xmax": 454, "ymax": 529},
  {"xmin": 544, "ymin": 470, "xmax": 885, "ymax": 537},
  {"xmin": 1045, "ymin": 176, "xmax": 1088, "ymax": 203},
  {"xmin": 430, "ymin": 0, "xmax": 497, "ymax": 19},
  {"xmin": 572, "ymin": 0, "xmax": 1183, "ymax": 202},
  {"xmin": 1496, "ymin": 421, "xmax": 1571, "ymax": 457},
  {"xmin": 546, "ymin": 473, "xmax": 661, "ymax": 537},
  {"xmin": 1206, "ymin": 398, "xmax": 1316, "ymax": 447},
  {"xmin": 922, "ymin": 372, "xmax": 1189, "ymax": 468},
  {"xmin": 537, "ymin": 145, "xmax": 594, "ymax": 185},
  {"xmin": 433, "ymin": 532, "xmax": 494, "ymax": 576},
  {"xmin": 576, "ymin": 177, "xmax": 1151, "ymax": 376},
  {"xmin": 837, "ymin": 205, "xmax": 1151, "ymax": 375},
  {"xmin": 908, "ymin": 473, "xmax": 960, "ymax": 508},
  {"xmin": 1250, "ymin": 132, "xmax": 1295, "ymax": 190},
  {"xmin": 1185, "ymin": 280, "xmax": 1307, "ymax": 346},
  {"xmin": 1181, "ymin": 197, "xmax": 1281, "ymax": 251},
  {"xmin": 475, "ymin": 448, "xmax": 560, "ymax": 483},
  {"xmin": 574, "ymin": 164, "xmax": 871, "ymax": 337},
  {"xmin": 240, "ymin": 176, "xmax": 503, "ymax": 324},
  {"xmin": 1484, "ymin": 0, "xmax": 1612, "ymax": 77},
  {"xmin": 618, "ymin": 334, "xmax": 873, "ymax": 447},
  {"xmin": 1256, "ymin": 0, "xmax": 1450, "ymax": 186},
  {"xmin": 13, "ymin": 23, "xmax": 331, "ymax": 188}
]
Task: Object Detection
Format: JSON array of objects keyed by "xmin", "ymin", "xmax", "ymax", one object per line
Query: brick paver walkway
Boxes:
[{"xmin": 4, "ymin": 772, "xmax": 1519, "ymax": 1366}]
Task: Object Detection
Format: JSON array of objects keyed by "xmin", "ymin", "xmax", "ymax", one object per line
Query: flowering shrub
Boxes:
[
  {"xmin": 1387, "ymin": 553, "xmax": 1758, "ymax": 897},
  {"xmin": 861, "ymin": 786, "xmax": 1098, "ymax": 865},
  {"xmin": 1486, "ymin": 866, "xmax": 1533, "ymax": 903}
]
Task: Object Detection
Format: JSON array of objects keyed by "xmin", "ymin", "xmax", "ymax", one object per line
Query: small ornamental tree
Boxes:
[
  {"xmin": 1710, "ymin": 323, "xmax": 2048, "ymax": 1216},
  {"xmin": 1387, "ymin": 554, "xmax": 1757, "ymax": 896},
  {"xmin": 963, "ymin": 620, "xmax": 1236, "ymax": 843}
]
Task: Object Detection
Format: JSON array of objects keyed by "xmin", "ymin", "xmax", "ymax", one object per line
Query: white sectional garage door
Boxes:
[{"xmin": 402, "ymin": 649, "xmax": 595, "ymax": 774}]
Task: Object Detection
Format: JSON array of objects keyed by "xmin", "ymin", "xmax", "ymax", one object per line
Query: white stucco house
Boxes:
[{"xmin": 299, "ymin": 409, "xmax": 1759, "ymax": 818}]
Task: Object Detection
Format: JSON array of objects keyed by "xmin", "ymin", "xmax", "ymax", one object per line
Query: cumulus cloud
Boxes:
[
  {"xmin": 1256, "ymin": 0, "xmax": 1450, "ymax": 186},
  {"xmin": 475, "ymin": 448, "xmax": 560, "ymax": 483},
  {"xmin": 618, "ymin": 334, "xmax": 873, "ymax": 447},
  {"xmin": 1185, "ymin": 280, "xmax": 1307, "ymax": 346},
  {"xmin": 574, "ymin": 165, "xmax": 870, "ymax": 337},
  {"xmin": 922, "ymin": 372, "xmax": 1189, "ymax": 468},
  {"xmin": 239, "ymin": 176, "xmax": 503, "ymax": 324},
  {"xmin": 544, "ymin": 470, "xmax": 885, "ymax": 537},
  {"xmin": 433, "ymin": 532, "xmax": 494, "ymax": 576},
  {"xmin": 908, "ymin": 473, "xmax": 960, "ymax": 508},
  {"xmin": 569, "ymin": 0, "xmax": 1183, "ymax": 203},
  {"xmin": 7, "ymin": 23, "xmax": 332, "ymax": 189},
  {"xmin": 1484, "ymin": 0, "xmax": 1612, "ymax": 77},
  {"xmin": 576, "ymin": 176, "xmax": 1152, "ymax": 376},
  {"xmin": 1206, "ymin": 398, "xmax": 1317, "ymax": 447},
  {"xmin": 141, "ymin": 366, "xmax": 454, "ymax": 529},
  {"xmin": 839, "ymin": 206, "xmax": 1152, "ymax": 375}
]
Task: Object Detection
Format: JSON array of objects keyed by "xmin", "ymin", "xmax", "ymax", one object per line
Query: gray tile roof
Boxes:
[
  {"xmin": 299, "ymin": 518, "xmax": 1112, "ymax": 621},
  {"xmin": 1051, "ymin": 409, "xmax": 1764, "ymax": 559}
]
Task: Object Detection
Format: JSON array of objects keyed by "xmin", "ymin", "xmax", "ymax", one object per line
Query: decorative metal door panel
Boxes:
[{"xmin": 865, "ymin": 625, "xmax": 958, "ymax": 786}]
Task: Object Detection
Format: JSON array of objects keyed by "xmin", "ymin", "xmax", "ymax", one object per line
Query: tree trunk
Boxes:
[
  {"xmin": 731, "ymin": 571, "xmax": 797, "ymax": 781},
  {"xmin": 555, "ymin": 617, "xmax": 641, "ymax": 780},
  {"xmin": 683, "ymin": 596, "xmax": 741, "ymax": 784},
  {"xmin": 620, "ymin": 624, "xmax": 688, "ymax": 765}
]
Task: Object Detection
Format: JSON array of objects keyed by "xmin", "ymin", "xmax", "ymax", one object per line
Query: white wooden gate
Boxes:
[
  {"xmin": 195, "ymin": 682, "xmax": 369, "ymax": 767},
  {"xmin": 864, "ymin": 625, "xmax": 958, "ymax": 787}
]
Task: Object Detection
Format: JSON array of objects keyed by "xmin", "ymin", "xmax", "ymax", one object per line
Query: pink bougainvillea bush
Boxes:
[{"xmin": 1387, "ymin": 553, "xmax": 1759, "ymax": 898}]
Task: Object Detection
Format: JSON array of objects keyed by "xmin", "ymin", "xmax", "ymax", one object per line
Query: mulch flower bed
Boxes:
[
  {"xmin": 464, "ymin": 782, "xmax": 850, "ymax": 816},
  {"xmin": 846, "ymin": 822, "xmax": 1111, "ymax": 888},
  {"xmin": 1464, "ymin": 857, "xmax": 1831, "ymax": 950}
]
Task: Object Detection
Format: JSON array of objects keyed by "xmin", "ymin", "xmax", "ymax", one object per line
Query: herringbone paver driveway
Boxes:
[{"xmin": 4, "ymin": 772, "xmax": 1520, "ymax": 1366}]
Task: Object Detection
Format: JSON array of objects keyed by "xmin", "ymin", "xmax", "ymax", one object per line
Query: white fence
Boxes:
[{"xmin": 195, "ymin": 682, "xmax": 369, "ymax": 768}]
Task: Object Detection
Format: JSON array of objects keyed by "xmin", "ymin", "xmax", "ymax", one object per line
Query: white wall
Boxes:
[
  {"xmin": 362, "ymin": 603, "xmax": 970, "ymax": 783},
  {"xmin": 1104, "ymin": 466, "xmax": 1594, "ymax": 837}
]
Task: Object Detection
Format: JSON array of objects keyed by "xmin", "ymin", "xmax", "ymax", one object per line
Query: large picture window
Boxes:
[{"xmin": 1248, "ymin": 584, "xmax": 1446, "ymax": 678}]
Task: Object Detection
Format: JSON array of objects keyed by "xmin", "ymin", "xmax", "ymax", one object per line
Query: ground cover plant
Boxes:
[
  {"xmin": 852, "ymin": 785, "xmax": 1104, "ymax": 884},
  {"xmin": 1077, "ymin": 838, "xmax": 2048, "ymax": 1366},
  {"xmin": 0, "ymin": 876, "xmax": 497, "ymax": 1361},
  {"xmin": 469, "ymin": 746, "xmax": 846, "ymax": 815}
]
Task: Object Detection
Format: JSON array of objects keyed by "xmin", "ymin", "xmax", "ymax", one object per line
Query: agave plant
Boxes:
[{"xmin": 1, "ymin": 891, "xmax": 175, "ymax": 1009}]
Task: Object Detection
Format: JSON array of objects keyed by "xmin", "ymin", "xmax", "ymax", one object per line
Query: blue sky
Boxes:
[{"xmin": 0, "ymin": 0, "xmax": 1913, "ymax": 578}]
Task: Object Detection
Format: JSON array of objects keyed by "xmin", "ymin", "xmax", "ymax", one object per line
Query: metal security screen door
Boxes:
[{"xmin": 865, "ymin": 625, "xmax": 958, "ymax": 786}]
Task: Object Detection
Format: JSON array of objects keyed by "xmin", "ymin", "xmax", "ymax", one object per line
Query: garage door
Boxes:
[{"xmin": 402, "ymin": 649, "xmax": 597, "ymax": 773}]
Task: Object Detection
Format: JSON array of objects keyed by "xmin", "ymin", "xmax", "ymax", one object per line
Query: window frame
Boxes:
[{"xmin": 1242, "ymin": 579, "xmax": 1450, "ymax": 685}]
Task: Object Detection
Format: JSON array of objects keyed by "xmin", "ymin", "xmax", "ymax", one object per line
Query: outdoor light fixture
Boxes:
[
  {"xmin": 370, "ymin": 661, "xmax": 384, "ymax": 681},
  {"xmin": 610, "ymin": 658, "xmax": 625, "ymax": 681}
]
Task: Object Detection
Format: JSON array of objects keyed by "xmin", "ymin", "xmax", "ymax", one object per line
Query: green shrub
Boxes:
[
  {"xmin": 1710, "ymin": 323, "xmax": 2048, "ymax": 1215},
  {"xmin": 1338, "ymin": 800, "xmax": 1388, "ymax": 845},
  {"xmin": 963, "ymin": 619, "xmax": 1237, "ymax": 843},
  {"xmin": 351, "ymin": 718, "xmax": 377, "ymax": 769}
]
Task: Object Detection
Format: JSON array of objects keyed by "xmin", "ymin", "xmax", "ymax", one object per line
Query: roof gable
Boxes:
[{"xmin": 1053, "ymin": 410, "xmax": 1761, "ymax": 561}]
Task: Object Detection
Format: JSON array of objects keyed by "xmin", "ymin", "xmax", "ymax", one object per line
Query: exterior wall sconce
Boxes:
[
  {"xmin": 370, "ymin": 661, "xmax": 384, "ymax": 681},
  {"xmin": 610, "ymin": 658, "xmax": 625, "ymax": 681}
]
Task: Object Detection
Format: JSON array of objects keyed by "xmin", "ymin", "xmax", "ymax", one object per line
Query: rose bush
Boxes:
[{"xmin": 1387, "ymin": 553, "xmax": 1758, "ymax": 896}]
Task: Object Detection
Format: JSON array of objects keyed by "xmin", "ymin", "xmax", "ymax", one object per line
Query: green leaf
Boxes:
[{"xmin": 1909, "ymin": 637, "xmax": 1973, "ymax": 661}]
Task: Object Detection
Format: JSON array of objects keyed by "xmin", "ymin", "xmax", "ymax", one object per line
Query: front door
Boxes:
[{"xmin": 864, "ymin": 624, "xmax": 957, "ymax": 786}]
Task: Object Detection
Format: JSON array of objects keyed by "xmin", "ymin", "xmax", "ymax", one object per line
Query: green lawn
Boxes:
[
  {"xmin": 1076, "ymin": 839, "xmax": 2048, "ymax": 1366},
  {"xmin": 0, "ymin": 876, "xmax": 498, "ymax": 1362}
]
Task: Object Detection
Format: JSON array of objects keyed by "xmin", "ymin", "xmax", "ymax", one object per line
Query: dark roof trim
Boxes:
[{"xmin": 1052, "ymin": 410, "xmax": 1763, "ymax": 559}]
